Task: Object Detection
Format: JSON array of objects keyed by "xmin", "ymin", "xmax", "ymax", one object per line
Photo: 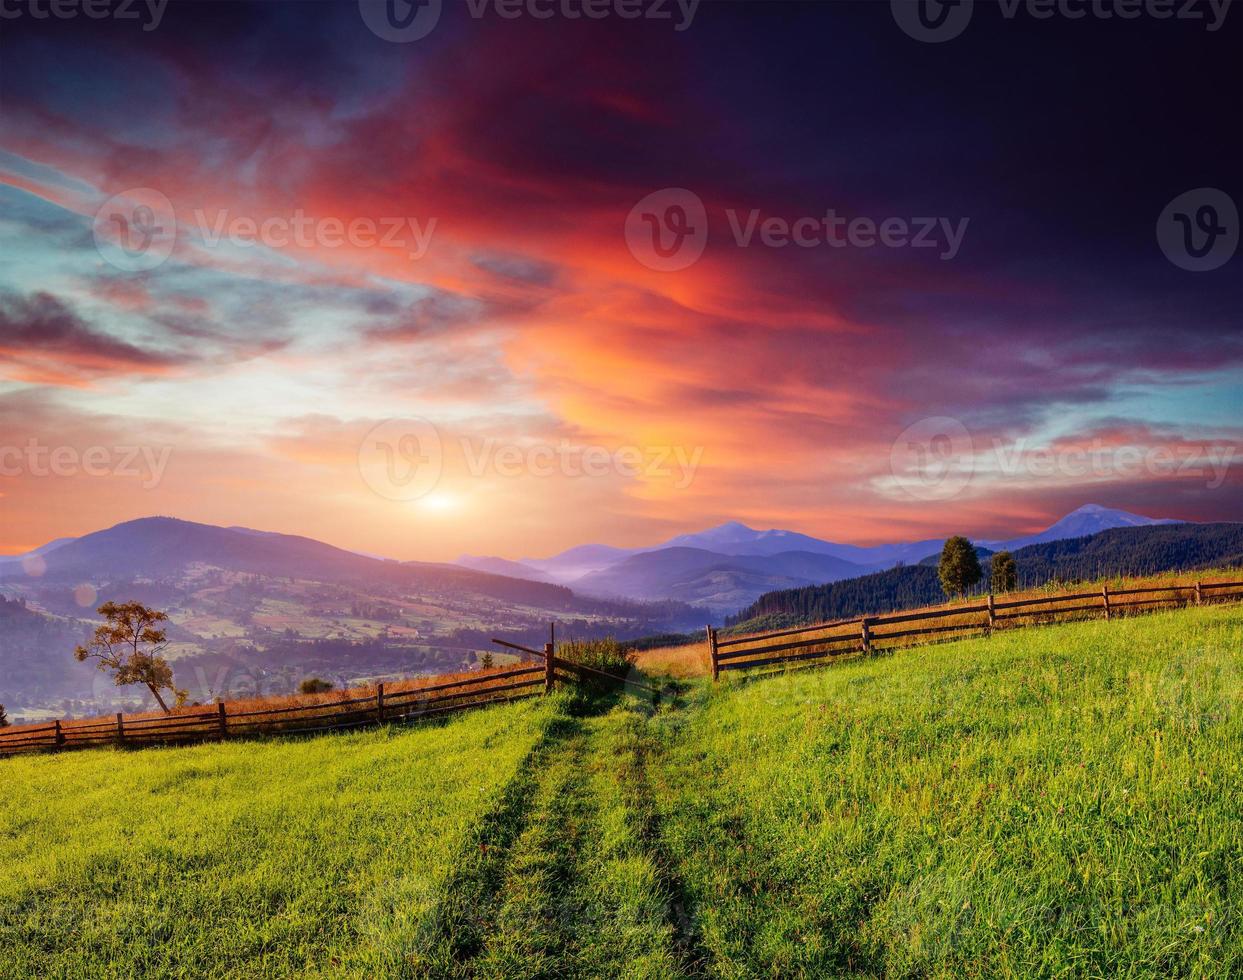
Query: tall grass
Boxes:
[
  {"xmin": 557, "ymin": 637, "xmax": 636, "ymax": 688},
  {"xmin": 0, "ymin": 697, "xmax": 560, "ymax": 979},
  {"xmin": 651, "ymin": 605, "xmax": 1243, "ymax": 977}
]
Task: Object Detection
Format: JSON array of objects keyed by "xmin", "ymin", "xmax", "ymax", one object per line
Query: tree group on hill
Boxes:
[
  {"xmin": 991, "ymin": 551, "xmax": 1018, "ymax": 592},
  {"xmin": 938, "ymin": 536, "xmax": 983, "ymax": 599}
]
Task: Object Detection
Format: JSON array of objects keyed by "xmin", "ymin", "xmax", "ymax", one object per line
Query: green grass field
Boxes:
[
  {"xmin": 0, "ymin": 697, "xmax": 561, "ymax": 979},
  {"xmin": 653, "ymin": 605, "xmax": 1242, "ymax": 978},
  {"xmin": 2, "ymin": 605, "xmax": 1240, "ymax": 978}
]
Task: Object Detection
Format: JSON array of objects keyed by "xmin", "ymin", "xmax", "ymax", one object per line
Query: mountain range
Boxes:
[
  {"xmin": 458, "ymin": 505, "xmax": 1183, "ymax": 613},
  {"xmin": 0, "ymin": 506, "xmax": 1205, "ymax": 718},
  {"xmin": 0, "ymin": 518, "xmax": 700, "ymax": 718}
]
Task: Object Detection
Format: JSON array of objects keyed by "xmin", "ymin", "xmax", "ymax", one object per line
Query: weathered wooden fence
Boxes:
[
  {"xmin": 0, "ymin": 660, "xmax": 551, "ymax": 759},
  {"xmin": 706, "ymin": 578, "xmax": 1243, "ymax": 680},
  {"xmin": 7, "ymin": 578, "xmax": 1239, "ymax": 757},
  {"xmin": 0, "ymin": 631, "xmax": 655, "ymax": 760}
]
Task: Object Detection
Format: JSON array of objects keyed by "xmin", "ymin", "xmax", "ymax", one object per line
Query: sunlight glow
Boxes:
[{"xmin": 417, "ymin": 492, "xmax": 460, "ymax": 513}]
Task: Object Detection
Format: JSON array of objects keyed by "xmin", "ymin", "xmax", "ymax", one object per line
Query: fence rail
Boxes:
[
  {"xmin": 707, "ymin": 578, "xmax": 1243, "ymax": 679},
  {"xmin": 0, "ymin": 662, "xmax": 549, "ymax": 759},
  {"xmin": 0, "ymin": 631, "xmax": 657, "ymax": 761},
  {"xmin": 7, "ymin": 577, "xmax": 1240, "ymax": 756}
]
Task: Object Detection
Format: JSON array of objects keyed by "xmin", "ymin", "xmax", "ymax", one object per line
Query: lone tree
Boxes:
[
  {"xmin": 0, "ymin": 704, "xmax": 8, "ymax": 728},
  {"xmin": 938, "ymin": 536, "xmax": 983, "ymax": 599},
  {"xmin": 74, "ymin": 601, "xmax": 186, "ymax": 714},
  {"xmin": 299, "ymin": 677, "xmax": 334, "ymax": 695},
  {"xmin": 991, "ymin": 551, "xmax": 1018, "ymax": 593}
]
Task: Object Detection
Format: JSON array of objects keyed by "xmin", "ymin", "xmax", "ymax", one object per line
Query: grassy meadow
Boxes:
[
  {"xmin": 1, "ymin": 603, "xmax": 1240, "ymax": 977},
  {"xmin": 652, "ymin": 605, "xmax": 1242, "ymax": 977},
  {"xmin": 0, "ymin": 697, "xmax": 561, "ymax": 979}
]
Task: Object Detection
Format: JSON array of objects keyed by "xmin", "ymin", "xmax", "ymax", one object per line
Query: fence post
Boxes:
[
  {"xmin": 376, "ymin": 683, "xmax": 386, "ymax": 723},
  {"xmin": 860, "ymin": 617, "xmax": 872, "ymax": 655},
  {"xmin": 115, "ymin": 712, "xmax": 125, "ymax": 745},
  {"xmin": 1101, "ymin": 584, "xmax": 1112, "ymax": 620},
  {"xmin": 1194, "ymin": 581, "xmax": 1203, "ymax": 606},
  {"xmin": 54, "ymin": 719, "xmax": 65, "ymax": 748},
  {"xmin": 707, "ymin": 626, "xmax": 720, "ymax": 683},
  {"xmin": 217, "ymin": 701, "xmax": 228, "ymax": 739},
  {"xmin": 544, "ymin": 642, "xmax": 555, "ymax": 693},
  {"xmin": 987, "ymin": 593, "xmax": 996, "ymax": 633}
]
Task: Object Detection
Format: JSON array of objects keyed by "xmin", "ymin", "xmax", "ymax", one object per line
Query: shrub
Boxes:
[
  {"xmin": 299, "ymin": 677, "xmax": 334, "ymax": 695},
  {"xmin": 557, "ymin": 637, "xmax": 635, "ymax": 688}
]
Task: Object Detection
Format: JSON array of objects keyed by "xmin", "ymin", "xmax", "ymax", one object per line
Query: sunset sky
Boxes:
[{"xmin": 0, "ymin": 1, "xmax": 1239, "ymax": 561}]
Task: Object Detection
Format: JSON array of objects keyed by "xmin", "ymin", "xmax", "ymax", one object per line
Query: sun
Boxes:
[{"xmin": 417, "ymin": 491, "xmax": 460, "ymax": 513}]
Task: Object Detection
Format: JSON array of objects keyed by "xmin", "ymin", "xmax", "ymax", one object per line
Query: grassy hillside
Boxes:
[
  {"xmin": 652, "ymin": 606, "xmax": 1242, "ymax": 976},
  {"xmin": 0, "ymin": 697, "xmax": 560, "ymax": 979},
  {"xmin": 2, "ymin": 604, "xmax": 1239, "ymax": 977}
]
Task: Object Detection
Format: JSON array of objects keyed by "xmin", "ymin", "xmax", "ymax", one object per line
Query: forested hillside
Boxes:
[{"xmin": 729, "ymin": 523, "xmax": 1243, "ymax": 627}]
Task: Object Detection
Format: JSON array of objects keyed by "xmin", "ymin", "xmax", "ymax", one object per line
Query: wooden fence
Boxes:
[
  {"xmin": 0, "ymin": 659, "xmax": 554, "ymax": 760},
  {"xmin": 706, "ymin": 578, "xmax": 1243, "ymax": 680}
]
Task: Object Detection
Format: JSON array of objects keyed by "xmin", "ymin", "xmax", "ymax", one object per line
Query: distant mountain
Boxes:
[
  {"xmin": 991, "ymin": 504, "xmax": 1181, "ymax": 551},
  {"xmin": 572, "ymin": 546, "xmax": 868, "ymax": 614},
  {"xmin": 0, "ymin": 517, "xmax": 702, "ymax": 718},
  {"xmin": 457, "ymin": 555, "xmax": 557, "ymax": 583},
  {"xmin": 0, "ymin": 536, "xmax": 79, "ymax": 567},
  {"xmin": 0, "ymin": 517, "xmax": 579, "ymax": 607},
  {"xmin": 520, "ymin": 543, "xmax": 638, "ymax": 581},
  {"xmin": 655, "ymin": 521, "xmax": 942, "ymax": 566},
  {"xmin": 730, "ymin": 522, "xmax": 1243, "ymax": 628},
  {"xmin": 459, "ymin": 505, "xmax": 1183, "ymax": 607}
]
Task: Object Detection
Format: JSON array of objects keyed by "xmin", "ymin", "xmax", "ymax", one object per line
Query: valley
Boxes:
[
  {"xmin": 1, "ymin": 506, "xmax": 1236, "ymax": 724},
  {"xmin": 0, "ymin": 519, "xmax": 699, "ymax": 722}
]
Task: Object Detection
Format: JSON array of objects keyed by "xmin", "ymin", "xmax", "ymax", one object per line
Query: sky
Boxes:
[{"xmin": 0, "ymin": 0, "xmax": 1240, "ymax": 561}]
